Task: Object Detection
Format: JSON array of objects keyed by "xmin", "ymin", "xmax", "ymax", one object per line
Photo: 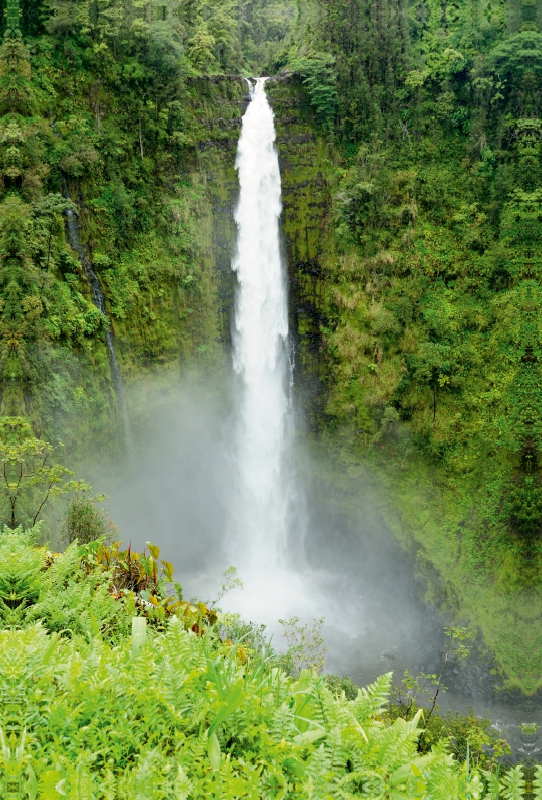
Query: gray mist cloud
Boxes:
[{"xmin": 91, "ymin": 377, "xmax": 437, "ymax": 680}]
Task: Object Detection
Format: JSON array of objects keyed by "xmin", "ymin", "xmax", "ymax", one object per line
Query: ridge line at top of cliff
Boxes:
[{"xmin": 185, "ymin": 73, "xmax": 293, "ymax": 84}]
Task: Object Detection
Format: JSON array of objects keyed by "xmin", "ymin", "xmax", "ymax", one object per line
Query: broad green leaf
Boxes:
[
  {"xmin": 146, "ymin": 543, "xmax": 160, "ymax": 560},
  {"xmin": 207, "ymin": 731, "xmax": 222, "ymax": 771},
  {"xmin": 208, "ymin": 679, "xmax": 246, "ymax": 735},
  {"xmin": 292, "ymin": 728, "xmax": 327, "ymax": 747}
]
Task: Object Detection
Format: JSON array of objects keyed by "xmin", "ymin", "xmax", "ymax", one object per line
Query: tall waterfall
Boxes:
[{"xmin": 230, "ymin": 78, "xmax": 293, "ymax": 579}]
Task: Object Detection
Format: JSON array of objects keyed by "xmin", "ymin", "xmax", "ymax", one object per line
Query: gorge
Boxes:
[{"xmin": 1, "ymin": 0, "xmax": 542, "ymax": 793}]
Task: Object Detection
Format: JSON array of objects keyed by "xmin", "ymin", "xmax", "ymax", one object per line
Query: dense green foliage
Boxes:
[
  {"xmin": 0, "ymin": 0, "xmax": 540, "ymax": 713},
  {"xmin": 0, "ymin": 527, "xmax": 534, "ymax": 798},
  {"xmin": 281, "ymin": 0, "xmax": 542, "ymax": 692}
]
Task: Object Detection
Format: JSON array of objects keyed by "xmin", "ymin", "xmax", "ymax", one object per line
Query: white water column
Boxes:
[{"xmin": 230, "ymin": 78, "xmax": 292, "ymax": 576}]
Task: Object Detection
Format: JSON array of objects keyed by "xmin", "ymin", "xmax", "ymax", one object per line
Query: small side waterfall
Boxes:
[
  {"xmin": 229, "ymin": 79, "xmax": 304, "ymax": 610},
  {"xmin": 62, "ymin": 179, "xmax": 129, "ymax": 435}
]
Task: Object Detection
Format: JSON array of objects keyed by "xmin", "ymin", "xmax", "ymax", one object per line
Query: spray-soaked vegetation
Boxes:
[
  {"xmin": 0, "ymin": 0, "xmax": 540, "ymax": 792},
  {"xmin": 0, "ymin": 526, "xmax": 531, "ymax": 797}
]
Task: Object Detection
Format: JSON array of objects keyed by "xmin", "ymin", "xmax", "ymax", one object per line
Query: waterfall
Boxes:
[
  {"xmin": 62, "ymin": 179, "xmax": 130, "ymax": 441},
  {"xmin": 229, "ymin": 78, "xmax": 295, "ymax": 584}
]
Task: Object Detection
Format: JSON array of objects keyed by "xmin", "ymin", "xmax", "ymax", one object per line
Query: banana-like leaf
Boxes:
[
  {"xmin": 208, "ymin": 679, "xmax": 246, "ymax": 735},
  {"xmin": 292, "ymin": 728, "xmax": 327, "ymax": 747},
  {"xmin": 207, "ymin": 731, "xmax": 222, "ymax": 771},
  {"xmin": 390, "ymin": 752, "xmax": 437, "ymax": 785}
]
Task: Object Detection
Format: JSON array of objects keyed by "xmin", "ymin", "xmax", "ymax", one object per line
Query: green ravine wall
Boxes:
[
  {"xmin": 57, "ymin": 75, "xmax": 540, "ymax": 695},
  {"xmin": 4, "ymin": 8, "xmax": 538, "ymax": 694}
]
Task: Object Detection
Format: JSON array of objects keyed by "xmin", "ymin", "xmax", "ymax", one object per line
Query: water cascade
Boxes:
[
  {"xmin": 228, "ymin": 78, "xmax": 304, "ymax": 617},
  {"xmin": 62, "ymin": 179, "xmax": 129, "ymax": 439}
]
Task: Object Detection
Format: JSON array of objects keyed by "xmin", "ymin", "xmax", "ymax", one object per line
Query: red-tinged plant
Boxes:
[{"xmin": 79, "ymin": 538, "xmax": 218, "ymax": 632}]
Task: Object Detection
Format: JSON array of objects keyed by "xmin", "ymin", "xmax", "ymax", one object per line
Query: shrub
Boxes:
[
  {"xmin": 0, "ymin": 621, "xmax": 515, "ymax": 799},
  {"xmin": 0, "ymin": 529, "xmax": 525, "ymax": 798},
  {"xmin": 325, "ymin": 673, "xmax": 360, "ymax": 700},
  {"xmin": 63, "ymin": 492, "xmax": 118, "ymax": 545}
]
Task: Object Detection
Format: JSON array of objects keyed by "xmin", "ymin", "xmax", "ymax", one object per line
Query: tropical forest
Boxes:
[{"xmin": 1, "ymin": 0, "xmax": 542, "ymax": 796}]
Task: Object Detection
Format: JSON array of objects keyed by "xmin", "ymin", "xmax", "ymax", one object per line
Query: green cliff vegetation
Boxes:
[
  {"xmin": 291, "ymin": 0, "xmax": 542, "ymax": 693},
  {"xmin": 0, "ymin": 0, "xmax": 540, "ymax": 727}
]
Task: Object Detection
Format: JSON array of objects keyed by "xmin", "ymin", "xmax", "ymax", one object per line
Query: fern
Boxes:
[
  {"xmin": 0, "ymin": 532, "xmax": 508, "ymax": 798},
  {"xmin": 499, "ymin": 766, "xmax": 526, "ymax": 800}
]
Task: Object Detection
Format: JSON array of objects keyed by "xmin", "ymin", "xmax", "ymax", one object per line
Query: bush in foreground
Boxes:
[
  {"xmin": 0, "ymin": 623, "xmax": 505, "ymax": 799},
  {"xmin": 0, "ymin": 527, "xmax": 536, "ymax": 799}
]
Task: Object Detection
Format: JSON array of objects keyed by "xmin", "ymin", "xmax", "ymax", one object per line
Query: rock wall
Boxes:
[
  {"xmin": 148, "ymin": 75, "xmax": 330, "ymax": 405},
  {"xmin": 58, "ymin": 75, "xmax": 329, "ymax": 455},
  {"xmin": 268, "ymin": 77, "xmax": 331, "ymax": 427},
  {"xmin": 178, "ymin": 75, "xmax": 331, "ymax": 379}
]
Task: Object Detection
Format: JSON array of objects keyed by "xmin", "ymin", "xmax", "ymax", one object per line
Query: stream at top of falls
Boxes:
[{"xmin": 95, "ymin": 80, "xmax": 540, "ymax": 761}]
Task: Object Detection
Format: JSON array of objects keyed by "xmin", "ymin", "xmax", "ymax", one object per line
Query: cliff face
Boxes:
[
  {"xmin": 268, "ymin": 78, "xmax": 331, "ymax": 426},
  {"xmin": 43, "ymin": 74, "xmax": 330, "ymax": 452},
  {"xmin": 104, "ymin": 75, "xmax": 330, "ymax": 382},
  {"xmin": 89, "ymin": 76, "xmax": 247, "ymax": 377},
  {"xmin": 106, "ymin": 76, "xmax": 331, "ymax": 417},
  {"xmin": 165, "ymin": 76, "xmax": 246, "ymax": 358}
]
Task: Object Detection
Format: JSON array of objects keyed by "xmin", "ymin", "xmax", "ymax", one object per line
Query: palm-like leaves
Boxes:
[
  {"xmin": 0, "ymin": 531, "xmax": 517, "ymax": 798},
  {"xmin": 0, "ymin": 620, "xmax": 511, "ymax": 799}
]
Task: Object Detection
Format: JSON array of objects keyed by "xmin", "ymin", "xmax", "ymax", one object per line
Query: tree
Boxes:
[
  {"xmin": 289, "ymin": 53, "xmax": 337, "ymax": 128},
  {"xmin": 62, "ymin": 488, "xmax": 117, "ymax": 545},
  {"xmin": 187, "ymin": 24, "xmax": 217, "ymax": 72},
  {"xmin": 0, "ymin": 416, "xmax": 86, "ymax": 529}
]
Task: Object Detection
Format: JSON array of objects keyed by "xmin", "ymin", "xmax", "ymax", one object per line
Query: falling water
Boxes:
[{"xmin": 228, "ymin": 78, "xmax": 302, "ymax": 612}]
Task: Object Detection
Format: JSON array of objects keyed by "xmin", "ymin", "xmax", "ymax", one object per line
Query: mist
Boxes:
[
  {"xmin": 86, "ymin": 373, "xmax": 538, "ymax": 757},
  {"xmin": 92, "ymin": 375, "xmax": 438, "ymax": 682}
]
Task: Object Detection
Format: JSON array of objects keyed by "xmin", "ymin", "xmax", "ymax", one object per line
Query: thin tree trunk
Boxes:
[{"xmin": 46, "ymin": 224, "xmax": 53, "ymax": 270}]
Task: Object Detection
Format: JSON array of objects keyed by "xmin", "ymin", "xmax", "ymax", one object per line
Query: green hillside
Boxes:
[{"xmin": 0, "ymin": 0, "xmax": 541, "ymax": 792}]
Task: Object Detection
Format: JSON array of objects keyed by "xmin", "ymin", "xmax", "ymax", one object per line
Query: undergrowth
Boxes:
[{"xmin": 0, "ymin": 526, "xmax": 536, "ymax": 798}]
